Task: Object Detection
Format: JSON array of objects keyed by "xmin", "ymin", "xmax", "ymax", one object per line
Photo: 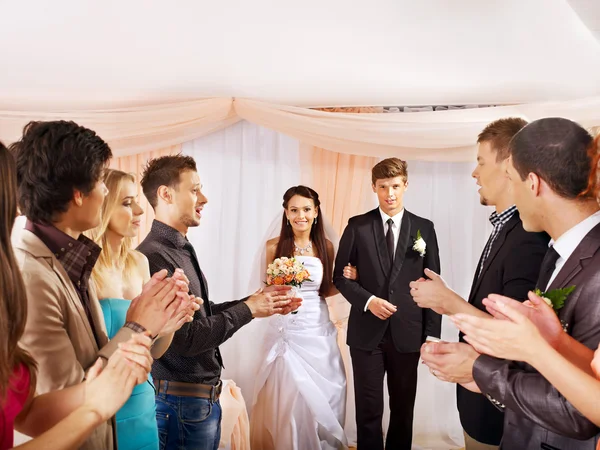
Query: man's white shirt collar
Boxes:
[
  {"xmin": 551, "ymin": 210, "xmax": 600, "ymax": 263},
  {"xmin": 379, "ymin": 207, "xmax": 404, "ymax": 230}
]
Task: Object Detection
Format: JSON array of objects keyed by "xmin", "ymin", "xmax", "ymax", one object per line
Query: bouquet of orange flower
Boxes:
[{"xmin": 266, "ymin": 257, "xmax": 312, "ymax": 314}]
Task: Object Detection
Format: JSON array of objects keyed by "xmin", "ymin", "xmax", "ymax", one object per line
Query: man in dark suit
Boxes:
[
  {"xmin": 410, "ymin": 118, "xmax": 549, "ymax": 449},
  {"xmin": 333, "ymin": 158, "xmax": 441, "ymax": 450},
  {"xmin": 424, "ymin": 118, "xmax": 600, "ymax": 449}
]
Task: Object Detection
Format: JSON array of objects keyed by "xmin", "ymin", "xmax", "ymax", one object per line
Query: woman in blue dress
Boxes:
[{"xmin": 88, "ymin": 169, "xmax": 195, "ymax": 450}]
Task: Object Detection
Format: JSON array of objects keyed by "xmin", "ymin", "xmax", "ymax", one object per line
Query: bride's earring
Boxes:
[
  {"xmin": 314, "ymin": 217, "xmax": 317, "ymax": 225},
  {"xmin": 287, "ymin": 219, "xmax": 290, "ymax": 226}
]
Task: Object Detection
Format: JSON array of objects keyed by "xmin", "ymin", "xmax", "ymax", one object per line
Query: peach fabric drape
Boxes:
[
  {"xmin": 109, "ymin": 145, "xmax": 182, "ymax": 245},
  {"xmin": 3, "ymin": 96, "xmax": 600, "ymax": 161},
  {"xmin": 218, "ymin": 380, "xmax": 250, "ymax": 450},
  {"xmin": 0, "ymin": 98, "xmax": 238, "ymax": 157}
]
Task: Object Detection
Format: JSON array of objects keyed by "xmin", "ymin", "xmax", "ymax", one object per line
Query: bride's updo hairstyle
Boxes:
[{"xmin": 275, "ymin": 185, "xmax": 332, "ymax": 296}]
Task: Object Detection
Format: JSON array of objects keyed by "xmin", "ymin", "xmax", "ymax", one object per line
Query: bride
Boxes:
[{"xmin": 250, "ymin": 185, "xmax": 357, "ymax": 450}]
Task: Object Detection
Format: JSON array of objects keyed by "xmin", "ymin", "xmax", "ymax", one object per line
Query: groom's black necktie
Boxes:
[
  {"xmin": 536, "ymin": 246, "xmax": 560, "ymax": 291},
  {"xmin": 386, "ymin": 218, "xmax": 395, "ymax": 264}
]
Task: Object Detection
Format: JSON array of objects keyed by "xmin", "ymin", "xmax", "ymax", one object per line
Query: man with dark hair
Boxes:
[
  {"xmin": 137, "ymin": 154, "xmax": 301, "ymax": 450},
  {"xmin": 334, "ymin": 157, "xmax": 441, "ymax": 450},
  {"xmin": 425, "ymin": 118, "xmax": 600, "ymax": 449},
  {"xmin": 11, "ymin": 121, "xmax": 182, "ymax": 450},
  {"xmin": 412, "ymin": 117, "xmax": 549, "ymax": 449}
]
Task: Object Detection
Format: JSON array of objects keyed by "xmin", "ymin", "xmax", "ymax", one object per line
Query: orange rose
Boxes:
[
  {"xmin": 285, "ymin": 274, "xmax": 294, "ymax": 283},
  {"xmin": 273, "ymin": 276, "xmax": 285, "ymax": 285}
]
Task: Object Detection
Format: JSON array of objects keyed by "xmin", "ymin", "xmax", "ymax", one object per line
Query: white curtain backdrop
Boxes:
[{"xmin": 182, "ymin": 122, "xmax": 493, "ymax": 449}]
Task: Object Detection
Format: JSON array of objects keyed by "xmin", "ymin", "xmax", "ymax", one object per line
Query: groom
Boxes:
[{"xmin": 334, "ymin": 158, "xmax": 442, "ymax": 449}]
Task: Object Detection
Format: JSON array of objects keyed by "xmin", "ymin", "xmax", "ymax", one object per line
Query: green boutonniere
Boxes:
[{"xmin": 534, "ymin": 285, "xmax": 576, "ymax": 312}]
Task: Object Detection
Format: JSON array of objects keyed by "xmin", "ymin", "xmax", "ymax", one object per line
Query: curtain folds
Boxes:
[{"xmin": 2, "ymin": 96, "xmax": 599, "ymax": 161}]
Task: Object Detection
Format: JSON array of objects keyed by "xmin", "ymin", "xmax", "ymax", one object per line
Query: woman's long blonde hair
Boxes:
[
  {"xmin": 87, "ymin": 169, "xmax": 139, "ymax": 296},
  {"xmin": 0, "ymin": 142, "xmax": 37, "ymax": 402}
]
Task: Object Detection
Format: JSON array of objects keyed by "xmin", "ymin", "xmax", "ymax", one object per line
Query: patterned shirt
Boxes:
[
  {"xmin": 137, "ymin": 220, "xmax": 253, "ymax": 385},
  {"xmin": 25, "ymin": 220, "xmax": 101, "ymax": 341},
  {"xmin": 477, "ymin": 205, "xmax": 518, "ymax": 279}
]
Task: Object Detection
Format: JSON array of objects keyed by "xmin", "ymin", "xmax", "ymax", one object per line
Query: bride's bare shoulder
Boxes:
[{"xmin": 266, "ymin": 237, "xmax": 279, "ymax": 249}]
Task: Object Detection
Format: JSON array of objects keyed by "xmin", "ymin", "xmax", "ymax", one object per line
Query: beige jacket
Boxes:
[{"xmin": 14, "ymin": 229, "xmax": 136, "ymax": 450}]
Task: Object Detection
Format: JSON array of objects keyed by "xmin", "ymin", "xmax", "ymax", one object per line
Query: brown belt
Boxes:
[{"xmin": 155, "ymin": 379, "xmax": 222, "ymax": 401}]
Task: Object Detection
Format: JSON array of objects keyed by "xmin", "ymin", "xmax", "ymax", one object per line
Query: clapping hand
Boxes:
[
  {"xmin": 591, "ymin": 344, "xmax": 600, "ymax": 379},
  {"xmin": 158, "ymin": 269, "xmax": 201, "ymax": 336},
  {"xmin": 409, "ymin": 269, "xmax": 453, "ymax": 315},
  {"xmin": 450, "ymin": 295, "xmax": 548, "ymax": 363},
  {"xmin": 84, "ymin": 336, "xmax": 152, "ymax": 422},
  {"xmin": 420, "ymin": 341, "xmax": 479, "ymax": 384},
  {"xmin": 159, "ymin": 295, "xmax": 202, "ymax": 336},
  {"xmin": 483, "ymin": 291, "xmax": 563, "ymax": 350},
  {"xmin": 126, "ymin": 268, "xmax": 193, "ymax": 337}
]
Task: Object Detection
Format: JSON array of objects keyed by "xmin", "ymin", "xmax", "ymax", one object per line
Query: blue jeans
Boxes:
[{"xmin": 155, "ymin": 392, "xmax": 222, "ymax": 450}]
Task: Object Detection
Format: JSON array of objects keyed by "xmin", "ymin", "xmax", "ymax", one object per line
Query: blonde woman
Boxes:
[{"xmin": 87, "ymin": 169, "xmax": 198, "ymax": 450}]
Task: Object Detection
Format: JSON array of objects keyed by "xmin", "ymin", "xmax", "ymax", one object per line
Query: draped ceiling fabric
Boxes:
[
  {"xmin": 1, "ymin": 96, "xmax": 600, "ymax": 162},
  {"xmin": 1, "ymin": 0, "xmax": 600, "ymax": 160}
]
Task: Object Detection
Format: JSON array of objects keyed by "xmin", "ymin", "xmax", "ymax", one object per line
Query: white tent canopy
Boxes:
[{"xmin": 1, "ymin": 0, "xmax": 600, "ymax": 110}]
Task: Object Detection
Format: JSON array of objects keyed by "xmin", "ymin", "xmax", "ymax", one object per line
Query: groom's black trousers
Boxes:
[{"xmin": 350, "ymin": 327, "xmax": 420, "ymax": 450}]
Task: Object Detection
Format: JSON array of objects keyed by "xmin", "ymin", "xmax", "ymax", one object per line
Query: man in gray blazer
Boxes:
[{"xmin": 422, "ymin": 117, "xmax": 600, "ymax": 449}]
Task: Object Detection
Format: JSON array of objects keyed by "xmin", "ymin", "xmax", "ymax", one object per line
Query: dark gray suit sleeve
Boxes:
[
  {"xmin": 473, "ymin": 277, "xmax": 600, "ymax": 439},
  {"xmin": 333, "ymin": 220, "xmax": 373, "ymax": 311},
  {"xmin": 473, "ymin": 355, "xmax": 598, "ymax": 439},
  {"xmin": 423, "ymin": 223, "xmax": 442, "ymax": 339}
]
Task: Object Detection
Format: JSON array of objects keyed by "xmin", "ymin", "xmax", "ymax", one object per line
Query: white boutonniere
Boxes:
[{"xmin": 412, "ymin": 229, "xmax": 426, "ymax": 257}]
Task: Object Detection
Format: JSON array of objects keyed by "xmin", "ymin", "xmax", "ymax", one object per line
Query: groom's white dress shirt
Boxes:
[{"xmin": 364, "ymin": 208, "xmax": 405, "ymax": 311}]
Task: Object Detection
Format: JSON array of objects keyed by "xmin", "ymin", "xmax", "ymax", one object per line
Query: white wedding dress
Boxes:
[{"xmin": 250, "ymin": 256, "xmax": 348, "ymax": 450}]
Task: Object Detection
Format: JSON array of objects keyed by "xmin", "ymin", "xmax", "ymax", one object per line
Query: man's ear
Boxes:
[
  {"xmin": 529, "ymin": 173, "xmax": 542, "ymax": 197},
  {"xmin": 157, "ymin": 185, "xmax": 172, "ymax": 204},
  {"xmin": 73, "ymin": 189, "xmax": 84, "ymax": 207}
]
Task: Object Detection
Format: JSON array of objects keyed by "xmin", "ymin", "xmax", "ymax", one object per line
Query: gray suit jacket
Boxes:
[{"xmin": 473, "ymin": 222, "xmax": 600, "ymax": 450}]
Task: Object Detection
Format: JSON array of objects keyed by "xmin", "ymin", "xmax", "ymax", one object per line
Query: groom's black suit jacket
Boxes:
[
  {"xmin": 457, "ymin": 211, "xmax": 549, "ymax": 445},
  {"xmin": 334, "ymin": 208, "xmax": 441, "ymax": 353}
]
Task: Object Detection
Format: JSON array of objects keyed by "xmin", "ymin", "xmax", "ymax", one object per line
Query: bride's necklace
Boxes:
[{"xmin": 294, "ymin": 241, "xmax": 312, "ymax": 255}]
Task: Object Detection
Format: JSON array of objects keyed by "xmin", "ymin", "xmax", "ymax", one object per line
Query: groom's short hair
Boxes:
[
  {"xmin": 372, "ymin": 158, "xmax": 408, "ymax": 185},
  {"xmin": 477, "ymin": 117, "xmax": 528, "ymax": 162},
  {"xmin": 510, "ymin": 117, "xmax": 593, "ymax": 199}
]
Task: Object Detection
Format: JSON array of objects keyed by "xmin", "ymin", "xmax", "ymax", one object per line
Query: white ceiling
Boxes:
[{"xmin": 0, "ymin": 0, "xmax": 599, "ymax": 109}]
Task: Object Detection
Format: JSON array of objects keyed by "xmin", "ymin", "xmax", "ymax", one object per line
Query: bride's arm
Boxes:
[{"xmin": 266, "ymin": 239, "xmax": 278, "ymax": 268}]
